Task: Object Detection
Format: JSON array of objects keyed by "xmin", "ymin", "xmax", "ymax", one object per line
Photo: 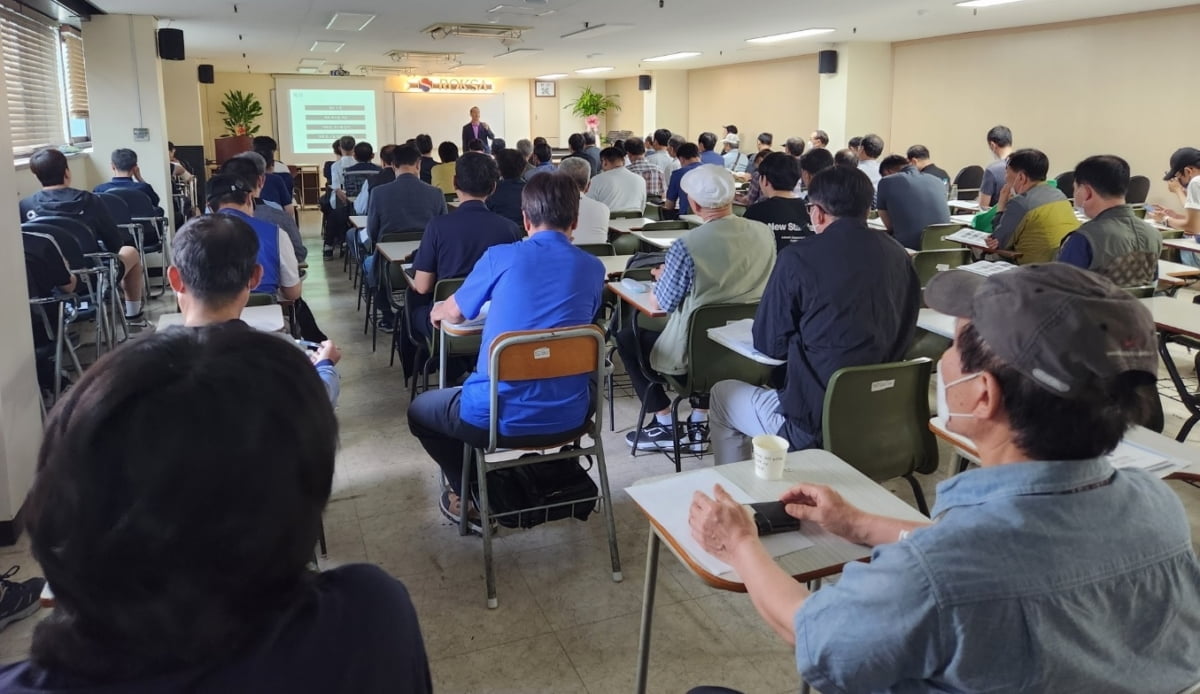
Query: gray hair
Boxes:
[
  {"xmin": 232, "ymin": 150, "xmax": 267, "ymax": 175},
  {"xmin": 515, "ymin": 139, "xmax": 533, "ymax": 157},
  {"xmin": 557, "ymin": 157, "xmax": 591, "ymax": 190}
]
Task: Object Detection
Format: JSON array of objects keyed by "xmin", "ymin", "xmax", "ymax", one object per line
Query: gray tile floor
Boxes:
[{"xmin": 0, "ymin": 213, "xmax": 1197, "ymax": 693}]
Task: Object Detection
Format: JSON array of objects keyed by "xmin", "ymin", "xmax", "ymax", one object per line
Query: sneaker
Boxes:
[
  {"xmin": 625, "ymin": 423, "xmax": 680, "ymax": 451},
  {"xmin": 438, "ymin": 490, "xmax": 487, "ymax": 536},
  {"xmin": 376, "ymin": 317, "xmax": 396, "ymax": 333},
  {"xmin": 323, "ymin": 244, "xmax": 335, "ymax": 260},
  {"xmin": 687, "ymin": 419, "xmax": 710, "ymax": 454},
  {"xmin": 0, "ymin": 566, "xmax": 45, "ymax": 632}
]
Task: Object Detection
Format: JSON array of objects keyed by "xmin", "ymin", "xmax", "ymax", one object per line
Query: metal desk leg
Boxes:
[
  {"xmin": 635, "ymin": 528, "xmax": 660, "ymax": 694},
  {"xmin": 1158, "ymin": 333, "xmax": 1200, "ymax": 441},
  {"xmin": 438, "ymin": 326, "xmax": 448, "ymax": 390}
]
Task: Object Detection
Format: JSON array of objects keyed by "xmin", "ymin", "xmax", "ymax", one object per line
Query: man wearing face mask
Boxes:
[
  {"xmin": 707, "ymin": 166, "xmax": 919, "ymax": 463},
  {"xmin": 689, "ymin": 262, "xmax": 1200, "ymax": 693},
  {"xmin": 984, "ymin": 148, "xmax": 1078, "ymax": 264}
]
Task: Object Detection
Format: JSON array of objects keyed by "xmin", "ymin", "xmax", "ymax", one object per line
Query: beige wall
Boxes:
[
  {"xmin": 162, "ymin": 59, "xmax": 204, "ymax": 148},
  {"xmin": 604, "ymin": 77, "xmax": 643, "ymax": 136},
  {"xmin": 201, "ymin": 72, "xmax": 276, "ymax": 160},
  {"xmin": 687, "ymin": 55, "xmax": 819, "ymax": 149},
  {"xmin": 891, "ymin": 6, "xmax": 1200, "ymax": 209}
]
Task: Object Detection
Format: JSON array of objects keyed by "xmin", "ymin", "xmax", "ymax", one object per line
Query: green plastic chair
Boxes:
[
  {"xmin": 912, "ymin": 248, "xmax": 972, "ymax": 292},
  {"xmin": 611, "ymin": 233, "xmax": 641, "ymax": 255},
  {"xmin": 920, "ymin": 223, "xmax": 965, "ymax": 251},
  {"xmin": 610, "ymin": 210, "xmax": 642, "ymax": 219},
  {"xmin": 245, "ymin": 292, "xmax": 276, "ymax": 307},
  {"xmin": 1124, "ymin": 284, "xmax": 1156, "ymax": 298},
  {"xmin": 821, "ymin": 358, "xmax": 935, "ymax": 515},
  {"xmin": 578, "ymin": 243, "xmax": 616, "ymax": 257},
  {"xmin": 432, "ymin": 278, "xmax": 483, "ymax": 390},
  {"xmin": 643, "ymin": 201, "xmax": 662, "ymax": 221}
]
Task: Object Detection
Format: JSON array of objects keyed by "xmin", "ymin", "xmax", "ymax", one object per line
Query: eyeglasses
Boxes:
[{"xmin": 805, "ymin": 201, "xmax": 824, "ymax": 216}]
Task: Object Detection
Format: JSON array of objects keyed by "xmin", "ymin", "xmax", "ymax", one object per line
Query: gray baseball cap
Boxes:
[{"xmin": 924, "ymin": 263, "xmax": 1158, "ymax": 398}]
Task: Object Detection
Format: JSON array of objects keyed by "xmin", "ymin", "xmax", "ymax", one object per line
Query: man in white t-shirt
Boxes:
[
  {"xmin": 558, "ymin": 157, "xmax": 610, "ymax": 245},
  {"xmin": 1153, "ymin": 147, "xmax": 1200, "ymax": 267},
  {"xmin": 646, "ymin": 129, "xmax": 674, "ymax": 178},
  {"xmin": 587, "ymin": 147, "xmax": 647, "ymax": 214}
]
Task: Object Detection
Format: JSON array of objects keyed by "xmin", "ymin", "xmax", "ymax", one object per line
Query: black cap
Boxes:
[
  {"xmin": 206, "ymin": 173, "xmax": 251, "ymax": 203},
  {"xmin": 1164, "ymin": 147, "xmax": 1200, "ymax": 181}
]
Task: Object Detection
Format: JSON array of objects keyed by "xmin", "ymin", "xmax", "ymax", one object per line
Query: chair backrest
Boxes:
[
  {"xmin": 644, "ymin": 221, "xmax": 690, "ymax": 231},
  {"xmin": 343, "ymin": 171, "xmax": 373, "ymax": 198},
  {"xmin": 609, "ymin": 210, "xmax": 642, "ymax": 219},
  {"xmin": 682, "ymin": 303, "xmax": 775, "ymax": 394},
  {"xmin": 952, "ymin": 165, "xmax": 984, "ymax": 196},
  {"xmin": 433, "ymin": 276, "xmax": 466, "ymax": 302},
  {"xmin": 22, "ymin": 223, "xmax": 86, "ymax": 270},
  {"xmin": 1124, "ymin": 284, "xmax": 1156, "ymax": 299},
  {"xmin": 245, "ymin": 292, "xmax": 277, "ymax": 307},
  {"xmin": 22, "ymin": 232, "xmax": 65, "ymax": 297},
  {"xmin": 96, "ymin": 192, "xmax": 133, "ymax": 225},
  {"xmin": 28, "ymin": 216, "xmax": 102, "ymax": 257},
  {"xmin": 577, "ymin": 242, "xmax": 615, "ymax": 257},
  {"xmin": 101, "ymin": 186, "xmax": 159, "ymax": 218},
  {"xmin": 1055, "ymin": 171, "xmax": 1075, "ymax": 200},
  {"xmin": 97, "ymin": 192, "xmax": 162, "ymax": 248},
  {"xmin": 611, "ymin": 232, "xmax": 641, "ymax": 255},
  {"xmin": 378, "ymin": 228, "xmax": 424, "ymax": 243},
  {"xmin": 822, "ymin": 358, "xmax": 938, "ymax": 480},
  {"xmin": 912, "ymin": 249, "xmax": 971, "ymax": 288},
  {"xmin": 920, "ymin": 223, "xmax": 964, "ymax": 251},
  {"xmin": 1126, "ymin": 175, "xmax": 1151, "ymax": 205}
]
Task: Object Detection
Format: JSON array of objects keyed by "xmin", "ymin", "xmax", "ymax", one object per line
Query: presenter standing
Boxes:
[{"xmin": 461, "ymin": 107, "xmax": 496, "ymax": 154}]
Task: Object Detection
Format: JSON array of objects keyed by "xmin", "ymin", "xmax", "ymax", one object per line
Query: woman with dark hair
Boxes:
[
  {"xmin": 0, "ymin": 325, "xmax": 431, "ymax": 692},
  {"xmin": 431, "ymin": 141, "xmax": 460, "ymax": 195}
]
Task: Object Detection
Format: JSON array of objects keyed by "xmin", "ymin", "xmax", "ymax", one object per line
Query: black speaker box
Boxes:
[
  {"xmin": 198, "ymin": 64, "xmax": 214, "ymax": 84},
  {"xmin": 158, "ymin": 28, "xmax": 185, "ymax": 61},
  {"xmin": 818, "ymin": 50, "xmax": 837, "ymax": 75},
  {"xmin": 638, "ymin": 74, "xmax": 652, "ymax": 91}
]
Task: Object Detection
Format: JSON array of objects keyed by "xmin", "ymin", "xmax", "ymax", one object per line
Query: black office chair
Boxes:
[
  {"xmin": 1127, "ymin": 176, "xmax": 1151, "ymax": 205},
  {"xmin": 23, "ymin": 219, "xmax": 114, "ymax": 355},
  {"xmin": 1055, "ymin": 172, "xmax": 1075, "ymax": 201},
  {"xmin": 952, "ymin": 165, "xmax": 984, "ymax": 200},
  {"xmin": 98, "ymin": 188, "xmax": 168, "ymax": 298},
  {"xmin": 97, "ymin": 192, "xmax": 162, "ymax": 299}
]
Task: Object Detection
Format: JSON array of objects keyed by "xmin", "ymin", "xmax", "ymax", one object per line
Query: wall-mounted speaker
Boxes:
[
  {"xmin": 817, "ymin": 50, "xmax": 838, "ymax": 75},
  {"xmin": 158, "ymin": 28, "xmax": 185, "ymax": 61},
  {"xmin": 198, "ymin": 64, "xmax": 214, "ymax": 84},
  {"xmin": 638, "ymin": 74, "xmax": 652, "ymax": 91}
]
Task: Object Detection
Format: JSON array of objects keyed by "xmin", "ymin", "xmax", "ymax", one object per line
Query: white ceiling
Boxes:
[{"xmin": 92, "ymin": 0, "xmax": 1191, "ymax": 79}]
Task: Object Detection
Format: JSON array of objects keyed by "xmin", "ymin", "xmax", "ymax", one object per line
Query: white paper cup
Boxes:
[{"xmin": 752, "ymin": 435, "xmax": 788, "ymax": 480}]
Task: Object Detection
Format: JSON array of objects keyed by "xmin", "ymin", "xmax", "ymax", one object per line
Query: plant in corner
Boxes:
[
  {"xmin": 219, "ymin": 89, "xmax": 263, "ymax": 137},
  {"xmin": 564, "ymin": 86, "xmax": 620, "ymax": 138}
]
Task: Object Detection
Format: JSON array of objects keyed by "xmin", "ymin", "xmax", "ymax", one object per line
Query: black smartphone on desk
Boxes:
[{"xmin": 749, "ymin": 501, "xmax": 800, "ymax": 536}]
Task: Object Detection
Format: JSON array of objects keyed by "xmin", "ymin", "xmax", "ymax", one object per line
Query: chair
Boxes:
[
  {"xmin": 632, "ymin": 303, "xmax": 776, "ymax": 472},
  {"xmin": 610, "ymin": 210, "xmax": 642, "ymax": 219},
  {"xmin": 578, "ymin": 243, "xmax": 616, "ymax": 257},
  {"xmin": 1055, "ymin": 171, "xmax": 1075, "ymax": 201},
  {"xmin": 364, "ymin": 229, "xmax": 423, "ymax": 349},
  {"xmin": 245, "ymin": 292, "xmax": 277, "ymax": 307},
  {"xmin": 343, "ymin": 170, "xmax": 373, "ymax": 200},
  {"xmin": 912, "ymin": 249, "xmax": 971, "ymax": 289},
  {"xmin": 462, "ymin": 324, "xmax": 621, "ymax": 607},
  {"xmin": 23, "ymin": 233, "xmax": 85, "ymax": 400},
  {"xmin": 405, "ymin": 278, "xmax": 476, "ymax": 394},
  {"xmin": 951, "ymin": 166, "xmax": 984, "ymax": 200},
  {"xmin": 27, "ymin": 217, "xmax": 122, "ymax": 351},
  {"xmin": 643, "ymin": 201, "xmax": 662, "ymax": 221},
  {"xmin": 920, "ymin": 223, "xmax": 965, "ymax": 251},
  {"xmin": 1127, "ymin": 175, "xmax": 1151, "ymax": 205},
  {"xmin": 98, "ymin": 188, "xmax": 168, "ymax": 298},
  {"xmin": 611, "ymin": 232, "xmax": 642, "ymax": 256},
  {"xmin": 1124, "ymin": 284, "xmax": 1157, "ymax": 298},
  {"xmin": 821, "ymin": 358, "xmax": 935, "ymax": 515}
]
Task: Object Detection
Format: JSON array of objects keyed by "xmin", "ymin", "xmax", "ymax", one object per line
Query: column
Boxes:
[
  {"xmin": 161, "ymin": 59, "xmax": 204, "ymax": 147},
  {"xmin": 646, "ymin": 70, "xmax": 688, "ymax": 137},
  {"xmin": 817, "ymin": 42, "xmax": 894, "ymax": 151}
]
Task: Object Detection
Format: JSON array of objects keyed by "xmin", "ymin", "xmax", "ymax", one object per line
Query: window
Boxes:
[{"xmin": 60, "ymin": 27, "xmax": 89, "ymax": 145}]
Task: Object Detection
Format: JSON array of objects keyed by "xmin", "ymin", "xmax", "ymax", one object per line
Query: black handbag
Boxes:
[{"xmin": 476, "ymin": 446, "xmax": 598, "ymax": 529}]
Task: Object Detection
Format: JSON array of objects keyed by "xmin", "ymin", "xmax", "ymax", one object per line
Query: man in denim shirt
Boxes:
[{"xmin": 689, "ymin": 263, "xmax": 1200, "ymax": 693}]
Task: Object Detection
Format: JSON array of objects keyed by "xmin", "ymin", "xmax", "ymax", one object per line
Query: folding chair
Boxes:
[
  {"xmin": 99, "ymin": 187, "xmax": 169, "ymax": 298},
  {"xmin": 920, "ymin": 223, "xmax": 966, "ymax": 251},
  {"xmin": 577, "ymin": 243, "xmax": 616, "ymax": 257},
  {"xmin": 462, "ymin": 324, "xmax": 621, "ymax": 607},
  {"xmin": 912, "ymin": 249, "xmax": 971, "ymax": 296},
  {"xmin": 26, "ymin": 217, "xmax": 123, "ymax": 352}
]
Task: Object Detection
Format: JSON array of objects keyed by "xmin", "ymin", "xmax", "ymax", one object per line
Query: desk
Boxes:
[
  {"xmin": 600, "ymin": 254, "xmax": 635, "ymax": 277},
  {"xmin": 949, "ymin": 213, "xmax": 976, "ymax": 227},
  {"xmin": 376, "ymin": 241, "xmax": 421, "ymax": 263},
  {"xmin": 349, "ymin": 215, "xmax": 367, "ymax": 229},
  {"xmin": 629, "ymin": 451, "xmax": 929, "ymax": 694},
  {"xmin": 1161, "ymin": 259, "xmax": 1200, "ymax": 279},
  {"xmin": 1140, "ymin": 296, "xmax": 1200, "ymax": 441},
  {"xmin": 156, "ymin": 304, "xmax": 285, "ymax": 333},
  {"xmin": 947, "ymin": 199, "xmax": 981, "ymax": 213},
  {"xmin": 608, "ymin": 217, "xmax": 657, "ymax": 235},
  {"xmin": 706, "ymin": 319, "xmax": 784, "ymax": 366},
  {"xmin": 916, "ymin": 308, "xmax": 956, "ymax": 339},
  {"xmin": 438, "ymin": 306, "xmax": 486, "ymax": 389},
  {"xmin": 680, "ymin": 214, "xmax": 703, "ymax": 226},
  {"xmin": 608, "ymin": 279, "xmax": 666, "ymax": 318},
  {"xmin": 1164, "ymin": 237, "xmax": 1200, "ymax": 254},
  {"xmin": 632, "ymin": 228, "xmax": 684, "ymax": 249}
]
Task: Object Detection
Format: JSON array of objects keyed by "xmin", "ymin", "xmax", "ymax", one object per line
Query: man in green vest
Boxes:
[
  {"xmin": 615, "ymin": 164, "xmax": 777, "ymax": 453},
  {"xmin": 1057, "ymin": 155, "xmax": 1161, "ymax": 287}
]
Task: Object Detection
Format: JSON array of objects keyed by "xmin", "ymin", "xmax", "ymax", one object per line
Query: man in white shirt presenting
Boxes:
[
  {"xmin": 587, "ymin": 147, "xmax": 647, "ymax": 215},
  {"xmin": 558, "ymin": 157, "xmax": 610, "ymax": 245}
]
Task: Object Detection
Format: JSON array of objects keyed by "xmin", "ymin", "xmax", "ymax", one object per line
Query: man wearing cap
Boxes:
[
  {"xmin": 1058, "ymin": 155, "xmax": 1161, "ymax": 287},
  {"xmin": 690, "ymin": 262, "xmax": 1200, "ymax": 693},
  {"xmin": 207, "ymin": 173, "xmax": 302, "ymax": 302},
  {"xmin": 616, "ymin": 164, "xmax": 776, "ymax": 452},
  {"xmin": 708, "ymin": 166, "xmax": 918, "ymax": 463},
  {"xmin": 721, "ymin": 133, "xmax": 747, "ymax": 174},
  {"xmin": 1152, "ymin": 146, "xmax": 1200, "ymax": 266},
  {"xmin": 985, "ymin": 148, "xmax": 1079, "ymax": 264}
]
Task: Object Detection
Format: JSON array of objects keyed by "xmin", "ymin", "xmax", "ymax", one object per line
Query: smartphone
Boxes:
[
  {"xmin": 748, "ymin": 501, "xmax": 801, "ymax": 536},
  {"xmin": 295, "ymin": 339, "xmax": 321, "ymax": 352}
]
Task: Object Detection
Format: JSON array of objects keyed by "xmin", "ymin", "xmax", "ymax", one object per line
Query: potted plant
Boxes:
[
  {"xmin": 219, "ymin": 89, "xmax": 263, "ymax": 137},
  {"xmin": 564, "ymin": 86, "xmax": 620, "ymax": 140}
]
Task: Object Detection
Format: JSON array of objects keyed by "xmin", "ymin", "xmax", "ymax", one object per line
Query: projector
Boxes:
[{"xmin": 329, "ymin": 68, "xmax": 350, "ymax": 77}]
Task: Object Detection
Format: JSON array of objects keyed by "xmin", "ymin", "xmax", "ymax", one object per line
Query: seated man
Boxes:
[
  {"xmin": 207, "ymin": 174, "xmax": 301, "ymax": 302},
  {"xmin": 587, "ymin": 146, "xmax": 647, "ymax": 214},
  {"xmin": 558, "ymin": 157, "xmax": 610, "ymax": 246},
  {"xmin": 256, "ymin": 149, "xmax": 297, "ymax": 217},
  {"xmin": 720, "ymin": 133, "xmax": 747, "ymax": 174},
  {"xmin": 624, "ymin": 137, "xmax": 665, "ymax": 199},
  {"xmin": 856, "ymin": 134, "xmax": 884, "ymax": 189},
  {"xmin": 562, "ymin": 133, "xmax": 594, "ymax": 174},
  {"xmin": 617, "ymin": 165, "xmax": 776, "ymax": 452},
  {"xmin": 733, "ymin": 150, "xmax": 771, "ymax": 207},
  {"xmin": 709, "ymin": 166, "xmax": 919, "ymax": 462},
  {"xmin": 986, "ymin": 148, "xmax": 1079, "ymax": 264},
  {"xmin": 168, "ymin": 214, "xmax": 340, "ymax": 404},
  {"xmin": 23, "ymin": 230, "xmax": 77, "ymax": 393},
  {"xmin": 20, "ymin": 148, "xmax": 145, "ymax": 320},
  {"xmin": 415, "ymin": 134, "xmax": 437, "ymax": 184},
  {"xmin": 743, "ymin": 152, "xmax": 811, "ymax": 250},
  {"xmin": 525, "ymin": 142, "xmax": 557, "ymax": 180},
  {"xmin": 407, "ymin": 174, "xmax": 605, "ymax": 530},
  {"xmin": 906, "ymin": 144, "xmax": 950, "ymax": 186},
  {"xmin": 352, "ymin": 144, "xmax": 398, "ymax": 218},
  {"xmin": 663, "ymin": 143, "xmax": 702, "ymax": 217},
  {"xmin": 366, "ymin": 144, "xmax": 447, "ymax": 332},
  {"xmin": 486, "ymin": 148, "xmax": 527, "ymax": 228},
  {"xmin": 1153, "ymin": 146, "xmax": 1200, "ymax": 266},
  {"xmin": 222, "ymin": 153, "xmax": 306, "ymax": 263},
  {"xmin": 876, "ymin": 153, "xmax": 952, "ymax": 250},
  {"xmin": 3, "ymin": 325, "xmax": 431, "ymax": 691},
  {"xmin": 402, "ymin": 152, "xmax": 520, "ymax": 377},
  {"xmin": 690, "ymin": 263, "xmax": 1200, "ymax": 692},
  {"xmin": 1058, "ymin": 155, "xmax": 1161, "ymax": 287},
  {"xmin": 252, "ymin": 135, "xmax": 293, "ymax": 195},
  {"xmin": 698, "ymin": 132, "xmax": 724, "ymax": 167},
  {"xmin": 94, "ymin": 147, "xmax": 163, "ymax": 212}
]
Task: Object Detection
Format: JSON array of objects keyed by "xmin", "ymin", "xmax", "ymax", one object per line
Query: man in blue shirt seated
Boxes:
[
  {"xmin": 408, "ymin": 173, "xmax": 604, "ymax": 533},
  {"xmin": 689, "ymin": 262, "xmax": 1200, "ymax": 693},
  {"xmin": 207, "ymin": 174, "xmax": 302, "ymax": 302},
  {"xmin": 94, "ymin": 147, "xmax": 163, "ymax": 213},
  {"xmin": 663, "ymin": 142, "xmax": 702, "ymax": 217},
  {"xmin": 486, "ymin": 148, "xmax": 527, "ymax": 228},
  {"xmin": 697, "ymin": 131, "xmax": 724, "ymax": 167}
]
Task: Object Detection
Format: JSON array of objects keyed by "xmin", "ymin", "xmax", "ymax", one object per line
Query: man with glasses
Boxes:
[{"xmin": 1152, "ymin": 147, "xmax": 1200, "ymax": 266}]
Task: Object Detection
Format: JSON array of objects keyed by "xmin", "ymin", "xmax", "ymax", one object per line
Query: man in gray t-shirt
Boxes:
[
  {"xmin": 979, "ymin": 125, "xmax": 1014, "ymax": 208},
  {"xmin": 876, "ymin": 156, "xmax": 951, "ymax": 250}
]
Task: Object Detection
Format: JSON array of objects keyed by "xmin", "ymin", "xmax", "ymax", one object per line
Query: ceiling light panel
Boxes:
[
  {"xmin": 494, "ymin": 48, "xmax": 543, "ymax": 58},
  {"xmin": 296, "ymin": 67, "xmax": 320, "ymax": 74},
  {"xmin": 955, "ymin": 0, "xmax": 1024, "ymax": 6},
  {"xmin": 643, "ymin": 51, "xmax": 701, "ymax": 62},
  {"xmin": 574, "ymin": 66, "xmax": 614, "ymax": 74},
  {"xmin": 310, "ymin": 40, "xmax": 345, "ymax": 53},
  {"xmin": 746, "ymin": 28, "xmax": 835, "ymax": 44},
  {"xmin": 326, "ymin": 13, "xmax": 376, "ymax": 31},
  {"xmin": 298, "ymin": 58, "xmax": 325, "ymax": 67},
  {"xmin": 536, "ymin": 73, "xmax": 568, "ymax": 79},
  {"xmin": 423, "ymin": 23, "xmax": 530, "ymax": 40},
  {"xmin": 487, "ymin": 4, "xmax": 556, "ymax": 17}
]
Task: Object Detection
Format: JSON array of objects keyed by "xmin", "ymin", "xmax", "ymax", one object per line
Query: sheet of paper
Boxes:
[
  {"xmin": 944, "ymin": 228, "xmax": 993, "ymax": 246},
  {"xmin": 958, "ymin": 261, "xmax": 1015, "ymax": 277},
  {"xmin": 1106, "ymin": 440, "xmax": 1176, "ymax": 474},
  {"xmin": 626, "ymin": 469, "xmax": 815, "ymax": 578}
]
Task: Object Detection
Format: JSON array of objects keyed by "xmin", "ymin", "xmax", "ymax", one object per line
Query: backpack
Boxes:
[{"xmin": 474, "ymin": 446, "xmax": 598, "ymax": 529}]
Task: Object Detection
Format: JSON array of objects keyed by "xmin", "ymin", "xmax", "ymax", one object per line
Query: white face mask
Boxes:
[{"xmin": 936, "ymin": 370, "xmax": 981, "ymax": 422}]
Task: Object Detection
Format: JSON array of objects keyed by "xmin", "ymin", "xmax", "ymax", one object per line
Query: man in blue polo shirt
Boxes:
[
  {"xmin": 207, "ymin": 174, "xmax": 301, "ymax": 301},
  {"xmin": 408, "ymin": 173, "xmax": 604, "ymax": 532},
  {"xmin": 663, "ymin": 143, "xmax": 702, "ymax": 217},
  {"xmin": 95, "ymin": 148, "xmax": 163, "ymax": 212}
]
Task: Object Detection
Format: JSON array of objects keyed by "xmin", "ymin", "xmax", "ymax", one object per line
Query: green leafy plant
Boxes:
[
  {"xmin": 218, "ymin": 89, "xmax": 263, "ymax": 137},
  {"xmin": 564, "ymin": 86, "xmax": 620, "ymax": 118}
]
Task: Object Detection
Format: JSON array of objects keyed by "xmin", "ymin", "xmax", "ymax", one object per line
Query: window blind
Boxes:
[
  {"xmin": 0, "ymin": 3, "xmax": 65, "ymax": 156},
  {"xmin": 60, "ymin": 27, "xmax": 87, "ymax": 119}
]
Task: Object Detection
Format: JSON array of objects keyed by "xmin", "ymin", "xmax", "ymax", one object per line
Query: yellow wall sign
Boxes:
[{"xmin": 406, "ymin": 77, "xmax": 495, "ymax": 93}]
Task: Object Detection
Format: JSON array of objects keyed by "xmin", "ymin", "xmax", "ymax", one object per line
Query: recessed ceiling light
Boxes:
[
  {"xmin": 296, "ymin": 67, "xmax": 320, "ymax": 74},
  {"xmin": 310, "ymin": 40, "xmax": 345, "ymax": 53},
  {"xmin": 536, "ymin": 73, "xmax": 568, "ymax": 79},
  {"xmin": 955, "ymin": 0, "xmax": 1023, "ymax": 5},
  {"xmin": 746, "ymin": 28, "xmax": 835, "ymax": 44},
  {"xmin": 298, "ymin": 58, "xmax": 325, "ymax": 67},
  {"xmin": 643, "ymin": 51, "xmax": 701, "ymax": 62},
  {"xmin": 326, "ymin": 12, "xmax": 375, "ymax": 31},
  {"xmin": 561, "ymin": 23, "xmax": 632, "ymax": 40},
  {"xmin": 487, "ymin": 4, "xmax": 556, "ymax": 17},
  {"xmin": 493, "ymin": 48, "xmax": 543, "ymax": 58},
  {"xmin": 446, "ymin": 63, "xmax": 486, "ymax": 72},
  {"xmin": 574, "ymin": 66, "xmax": 614, "ymax": 74}
]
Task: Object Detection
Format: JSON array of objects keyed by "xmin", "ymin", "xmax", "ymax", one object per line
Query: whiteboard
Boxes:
[{"xmin": 393, "ymin": 93, "xmax": 506, "ymax": 153}]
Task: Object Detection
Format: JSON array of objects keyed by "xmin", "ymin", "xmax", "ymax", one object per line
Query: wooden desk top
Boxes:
[
  {"xmin": 377, "ymin": 241, "xmax": 421, "ymax": 263},
  {"xmin": 1139, "ymin": 296, "xmax": 1200, "ymax": 339},
  {"xmin": 349, "ymin": 215, "xmax": 367, "ymax": 229},
  {"xmin": 608, "ymin": 279, "xmax": 666, "ymax": 318}
]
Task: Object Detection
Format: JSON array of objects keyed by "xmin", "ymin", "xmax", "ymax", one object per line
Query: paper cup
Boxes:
[{"xmin": 752, "ymin": 435, "xmax": 788, "ymax": 480}]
